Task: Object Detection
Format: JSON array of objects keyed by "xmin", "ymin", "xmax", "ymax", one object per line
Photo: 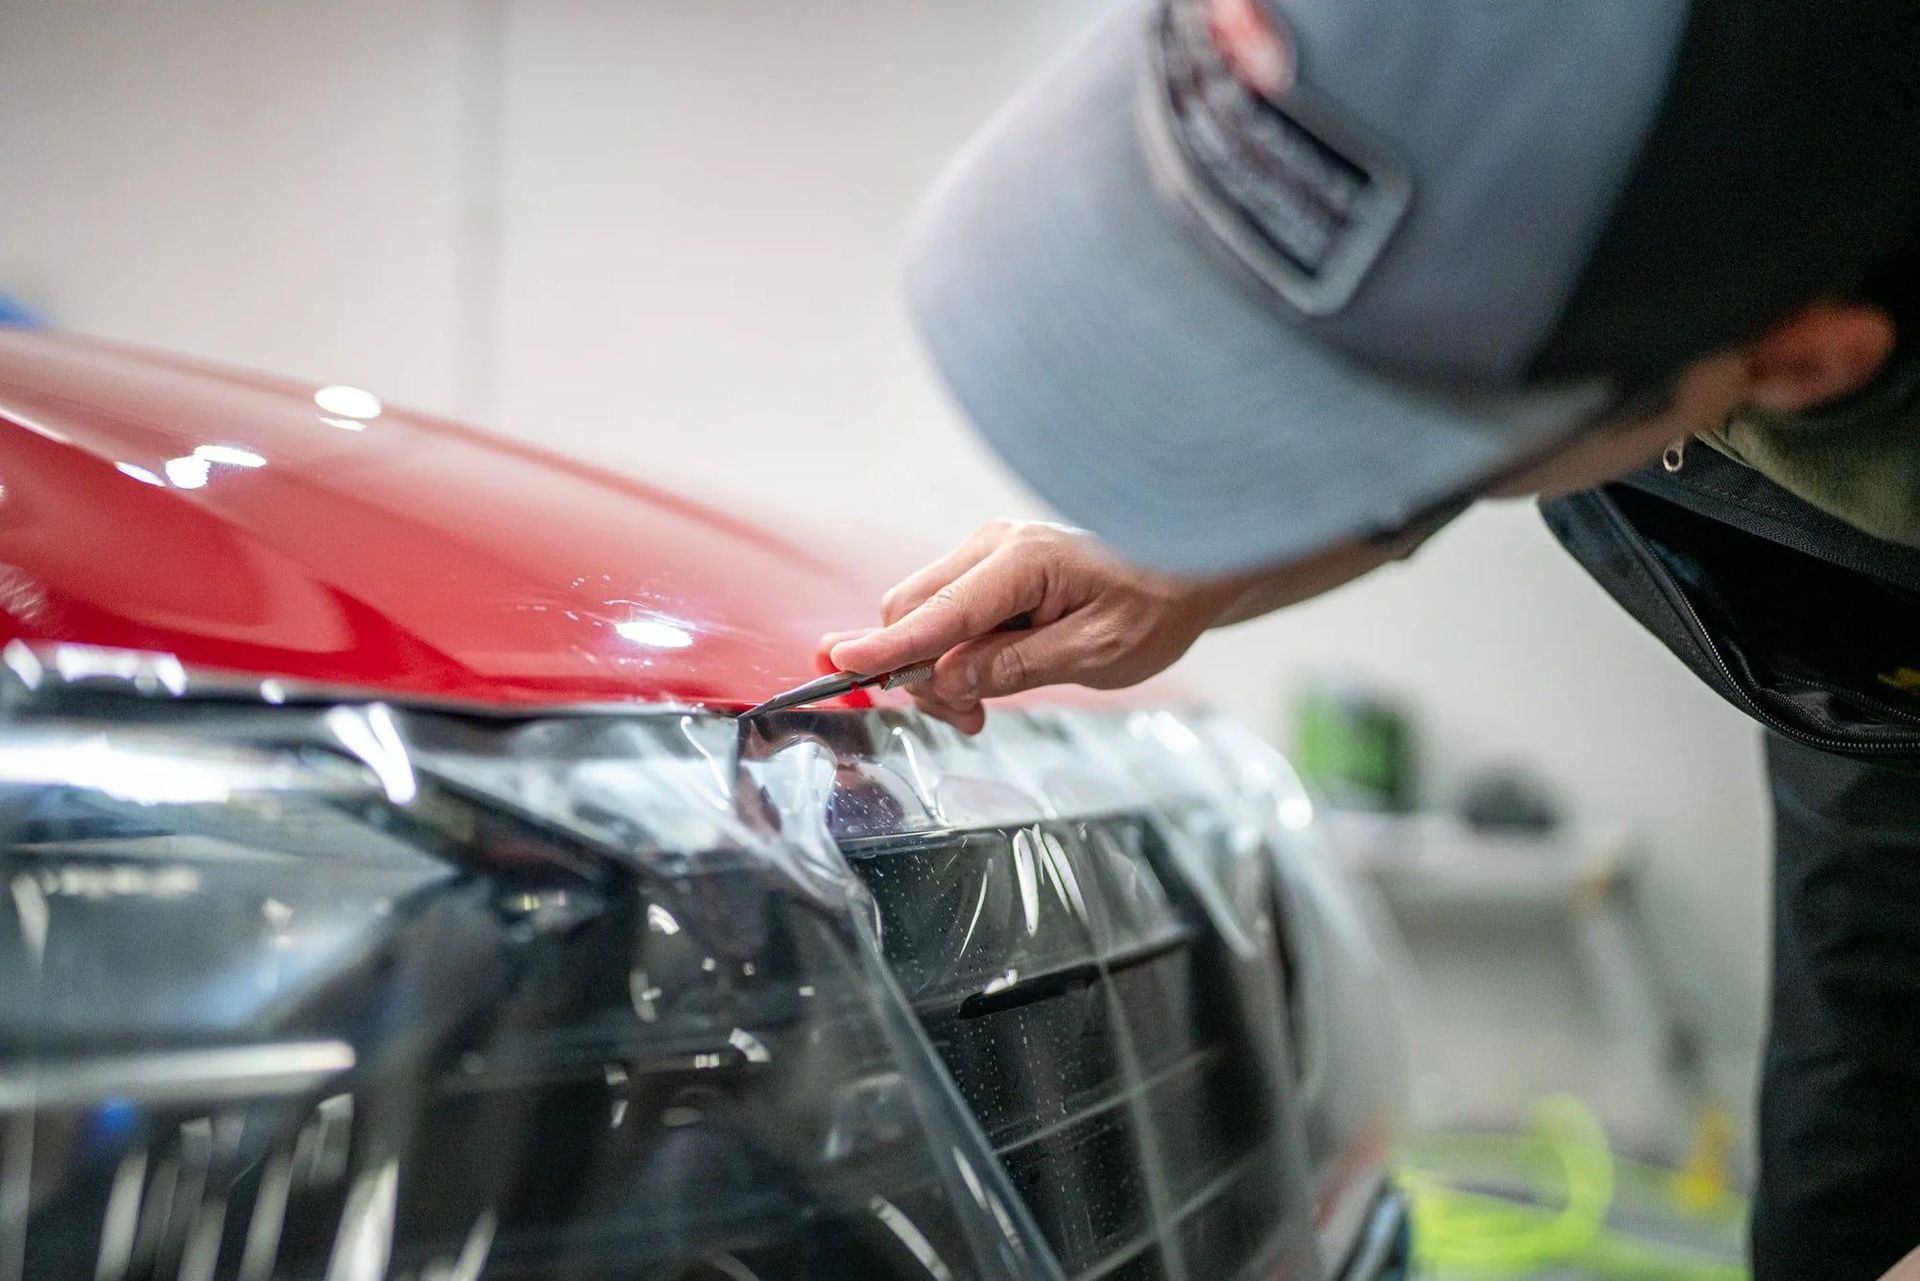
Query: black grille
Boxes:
[
  {"xmin": 0, "ymin": 705, "xmax": 1324, "ymax": 1281},
  {"xmin": 848, "ymin": 815, "xmax": 1301, "ymax": 1281}
]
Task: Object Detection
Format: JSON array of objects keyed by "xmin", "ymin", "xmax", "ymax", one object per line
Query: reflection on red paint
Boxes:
[{"xmin": 0, "ymin": 331, "xmax": 915, "ymax": 709}]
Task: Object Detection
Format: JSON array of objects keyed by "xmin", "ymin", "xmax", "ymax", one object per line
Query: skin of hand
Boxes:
[
  {"xmin": 831, "ymin": 299, "xmax": 1895, "ymax": 732},
  {"xmin": 824, "ymin": 520, "xmax": 1403, "ymax": 733}
]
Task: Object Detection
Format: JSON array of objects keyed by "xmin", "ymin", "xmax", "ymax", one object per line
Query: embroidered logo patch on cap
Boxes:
[{"xmin": 1140, "ymin": 0, "xmax": 1412, "ymax": 316}]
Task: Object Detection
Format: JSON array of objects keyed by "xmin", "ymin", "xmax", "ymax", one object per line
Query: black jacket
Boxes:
[{"xmin": 1542, "ymin": 447, "xmax": 1920, "ymax": 771}]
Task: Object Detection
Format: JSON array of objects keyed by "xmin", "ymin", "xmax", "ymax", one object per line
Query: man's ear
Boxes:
[{"xmin": 1745, "ymin": 300, "xmax": 1896, "ymax": 414}]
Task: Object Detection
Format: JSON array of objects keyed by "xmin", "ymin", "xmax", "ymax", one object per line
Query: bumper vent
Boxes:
[{"xmin": 849, "ymin": 815, "xmax": 1302, "ymax": 1281}]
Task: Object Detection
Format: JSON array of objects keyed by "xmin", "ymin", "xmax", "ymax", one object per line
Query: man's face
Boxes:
[
  {"xmin": 1494, "ymin": 299, "xmax": 1896, "ymax": 502},
  {"xmin": 1493, "ymin": 351, "xmax": 1751, "ymax": 501}
]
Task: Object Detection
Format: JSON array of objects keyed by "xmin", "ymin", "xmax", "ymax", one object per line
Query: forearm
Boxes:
[
  {"xmin": 1206, "ymin": 535, "xmax": 1405, "ymax": 627},
  {"xmin": 829, "ymin": 520, "xmax": 1416, "ymax": 733}
]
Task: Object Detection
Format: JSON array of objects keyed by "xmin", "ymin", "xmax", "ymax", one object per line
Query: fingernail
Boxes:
[{"xmin": 963, "ymin": 665, "xmax": 980, "ymax": 698}]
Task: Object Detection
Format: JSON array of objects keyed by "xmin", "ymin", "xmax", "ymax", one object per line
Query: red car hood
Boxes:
[{"xmin": 0, "ymin": 329, "xmax": 905, "ymax": 711}]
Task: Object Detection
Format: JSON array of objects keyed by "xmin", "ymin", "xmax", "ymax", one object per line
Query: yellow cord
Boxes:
[{"xmin": 1399, "ymin": 1097, "xmax": 1747, "ymax": 1279}]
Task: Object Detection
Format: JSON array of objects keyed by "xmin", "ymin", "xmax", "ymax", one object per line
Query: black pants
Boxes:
[{"xmin": 1753, "ymin": 732, "xmax": 1920, "ymax": 1280}]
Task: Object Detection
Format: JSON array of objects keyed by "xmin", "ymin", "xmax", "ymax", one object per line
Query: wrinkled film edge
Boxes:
[{"xmin": 0, "ymin": 641, "xmax": 1403, "ymax": 1280}]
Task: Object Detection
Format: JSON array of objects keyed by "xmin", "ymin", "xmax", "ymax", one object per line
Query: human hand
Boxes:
[{"xmin": 823, "ymin": 520, "xmax": 1245, "ymax": 733}]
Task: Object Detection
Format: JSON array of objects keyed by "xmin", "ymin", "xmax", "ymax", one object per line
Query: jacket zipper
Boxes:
[
  {"xmin": 1777, "ymin": 670, "xmax": 1920, "ymax": 728},
  {"xmin": 1594, "ymin": 493, "xmax": 1920, "ymax": 756}
]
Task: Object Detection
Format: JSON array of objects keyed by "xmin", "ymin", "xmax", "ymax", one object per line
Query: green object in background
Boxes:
[
  {"xmin": 1293, "ymin": 678, "xmax": 1415, "ymax": 810},
  {"xmin": 1400, "ymin": 1097, "xmax": 1748, "ymax": 1280}
]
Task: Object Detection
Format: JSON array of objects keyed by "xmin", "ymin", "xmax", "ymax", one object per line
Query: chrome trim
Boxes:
[{"xmin": 0, "ymin": 1042, "xmax": 355, "ymax": 1110}]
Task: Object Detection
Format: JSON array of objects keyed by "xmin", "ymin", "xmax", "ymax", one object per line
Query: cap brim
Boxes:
[{"xmin": 905, "ymin": 4, "xmax": 1610, "ymax": 576}]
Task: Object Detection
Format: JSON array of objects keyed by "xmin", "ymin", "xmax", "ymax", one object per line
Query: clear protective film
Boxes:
[{"xmin": 0, "ymin": 650, "xmax": 1402, "ymax": 1281}]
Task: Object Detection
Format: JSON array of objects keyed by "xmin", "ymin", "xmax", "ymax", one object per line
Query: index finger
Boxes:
[
  {"xmin": 879, "ymin": 521, "xmax": 1009, "ymax": 625},
  {"xmin": 828, "ymin": 546, "xmax": 1044, "ymax": 675}
]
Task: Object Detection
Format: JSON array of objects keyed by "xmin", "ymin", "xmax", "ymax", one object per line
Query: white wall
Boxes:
[{"xmin": 0, "ymin": 0, "xmax": 1770, "ymax": 1107}]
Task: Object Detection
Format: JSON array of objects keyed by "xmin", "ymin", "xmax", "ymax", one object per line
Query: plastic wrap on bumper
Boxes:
[{"xmin": 0, "ymin": 652, "xmax": 1397, "ymax": 1280}]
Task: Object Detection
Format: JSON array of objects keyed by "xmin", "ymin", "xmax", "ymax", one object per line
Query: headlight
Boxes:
[{"xmin": 0, "ymin": 649, "xmax": 1401, "ymax": 1280}]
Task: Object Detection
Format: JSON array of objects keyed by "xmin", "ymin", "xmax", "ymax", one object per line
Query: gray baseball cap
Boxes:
[{"xmin": 905, "ymin": 0, "xmax": 1920, "ymax": 575}]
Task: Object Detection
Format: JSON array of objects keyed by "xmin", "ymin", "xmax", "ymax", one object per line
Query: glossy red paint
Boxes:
[{"xmin": 0, "ymin": 329, "xmax": 922, "ymax": 710}]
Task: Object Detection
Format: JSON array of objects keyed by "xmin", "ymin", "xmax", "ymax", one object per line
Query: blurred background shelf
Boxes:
[{"xmin": 1325, "ymin": 810, "xmax": 1717, "ymax": 1168}]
